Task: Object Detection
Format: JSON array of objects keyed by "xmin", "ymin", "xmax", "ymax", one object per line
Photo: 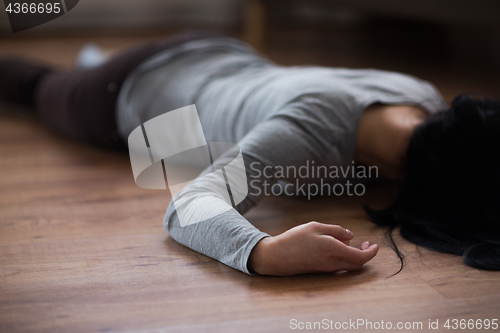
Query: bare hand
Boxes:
[{"xmin": 248, "ymin": 221, "xmax": 378, "ymax": 276}]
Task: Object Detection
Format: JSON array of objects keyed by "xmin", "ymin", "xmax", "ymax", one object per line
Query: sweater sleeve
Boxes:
[{"xmin": 163, "ymin": 96, "xmax": 359, "ymax": 275}]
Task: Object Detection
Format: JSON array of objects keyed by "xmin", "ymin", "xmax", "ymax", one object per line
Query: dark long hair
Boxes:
[{"xmin": 366, "ymin": 95, "xmax": 500, "ymax": 272}]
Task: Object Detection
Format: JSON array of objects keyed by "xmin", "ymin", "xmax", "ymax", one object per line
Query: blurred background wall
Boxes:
[
  {"xmin": 1, "ymin": 0, "xmax": 499, "ymax": 79},
  {"xmin": 1, "ymin": 0, "xmax": 498, "ymax": 36}
]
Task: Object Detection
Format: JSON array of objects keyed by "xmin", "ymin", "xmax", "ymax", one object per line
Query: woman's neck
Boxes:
[{"xmin": 355, "ymin": 104, "xmax": 427, "ymax": 180}]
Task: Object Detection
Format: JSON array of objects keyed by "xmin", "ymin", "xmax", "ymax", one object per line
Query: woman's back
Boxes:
[{"xmin": 117, "ymin": 37, "xmax": 446, "ymax": 145}]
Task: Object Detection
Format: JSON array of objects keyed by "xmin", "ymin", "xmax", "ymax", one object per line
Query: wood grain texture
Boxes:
[{"xmin": 1, "ymin": 34, "xmax": 499, "ymax": 333}]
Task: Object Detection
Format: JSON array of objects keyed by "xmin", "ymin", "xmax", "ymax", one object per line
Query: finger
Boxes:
[
  {"xmin": 336, "ymin": 242, "xmax": 379, "ymax": 265},
  {"xmin": 313, "ymin": 222, "xmax": 354, "ymax": 241},
  {"xmin": 335, "ymin": 238, "xmax": 350, "ymax": 246},
  {"xmin": 360, "ymin": 241, "xmax": 370, "ymax": 250}
]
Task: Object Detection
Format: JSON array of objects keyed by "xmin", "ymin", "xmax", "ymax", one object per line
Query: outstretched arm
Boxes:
[{"xmin": 165, "ymin": 103, "xmax": 378, "ymax": 275}]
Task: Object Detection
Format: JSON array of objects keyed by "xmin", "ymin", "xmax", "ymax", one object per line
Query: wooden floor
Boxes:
[{"xmin": 1, "ymin": 32, "xmax": 499, "ymax": 332}]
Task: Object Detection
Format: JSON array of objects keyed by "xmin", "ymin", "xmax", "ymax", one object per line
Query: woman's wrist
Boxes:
[{"xmin": 248, "ymin": 236, "xmax": 274, "ymax": 275}]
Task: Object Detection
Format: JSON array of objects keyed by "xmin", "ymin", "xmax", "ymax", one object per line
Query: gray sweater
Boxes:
[{"xmin": 117, "ymin": 37, "xmax": 447, "ymax": 275}]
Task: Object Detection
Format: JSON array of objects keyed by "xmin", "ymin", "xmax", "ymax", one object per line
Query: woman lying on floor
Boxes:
[{"xmin": 1, "ymin": 31, "xmax": 499, "ymax": 276}]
